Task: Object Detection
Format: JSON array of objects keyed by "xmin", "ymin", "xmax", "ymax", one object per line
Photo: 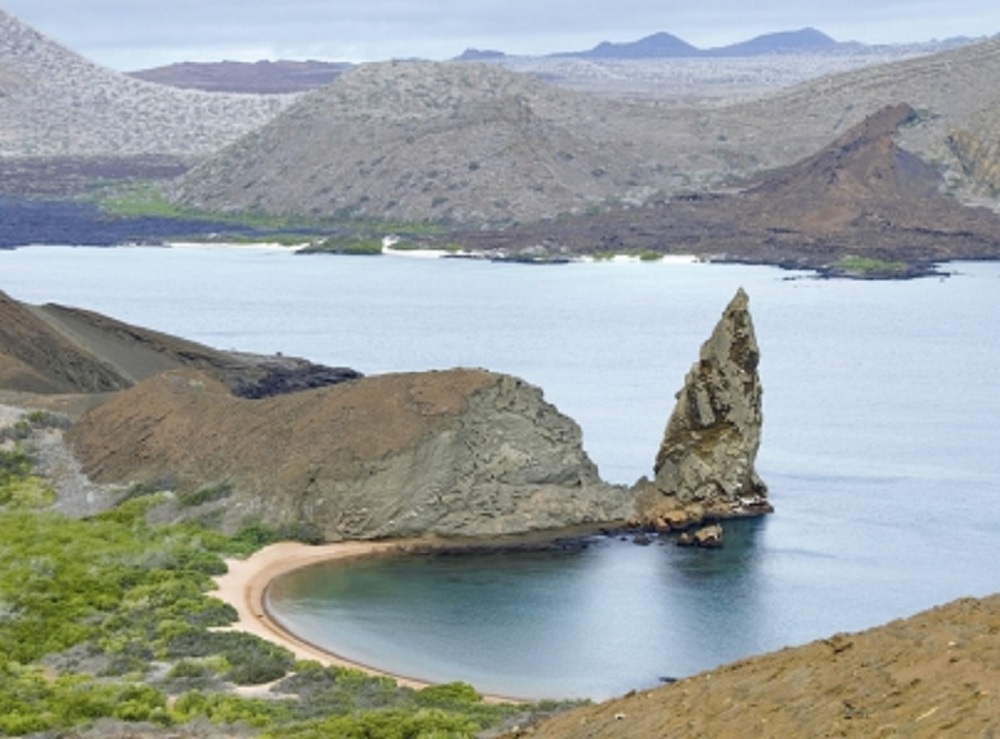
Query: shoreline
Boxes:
[{"xmin": 211, "ymin": 539, "xmax": 530, "ymax": 703}]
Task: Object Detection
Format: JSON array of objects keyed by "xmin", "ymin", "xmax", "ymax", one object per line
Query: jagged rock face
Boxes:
[
  {"xmin": 66, "ymin": 367, "xmax": 631, "ymax": 540},
  {"xmin": 636, "ymin": 289, "xmax": 769, "ymax": 525}
]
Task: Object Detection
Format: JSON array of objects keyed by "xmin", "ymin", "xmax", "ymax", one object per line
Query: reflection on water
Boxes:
[{"xmin": 267, "ymin": 522, "xmax": 771, "ymax": 700}]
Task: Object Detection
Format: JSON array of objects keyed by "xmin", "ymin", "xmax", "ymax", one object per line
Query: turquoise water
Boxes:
[{"xmin": 2, "ymin": 246, "xmax": 999, "ymax": 699}]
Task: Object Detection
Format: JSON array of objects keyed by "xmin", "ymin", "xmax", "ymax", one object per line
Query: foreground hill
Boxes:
[
  {"xmin": 0, "ymin": 290, "xmax": 359, "ymax": 398},
  {"xmin": 0, "ymin": 289, "xmax": 632, "ymax": 539},
  {"xmin": 0, "ymin": 9, "xmax": 290, "ymax": 160},
  {"xmin": 172, "ymin": 39, "xmax": 1000, "ymax": 225},
  {"xmin": 512, "ymin": 593, "xmax": 1000, "ymax": 738}
]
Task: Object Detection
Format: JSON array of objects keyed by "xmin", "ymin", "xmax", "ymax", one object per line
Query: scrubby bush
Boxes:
[{"xmin": 0, "ymin": 453, "xmax": 576, "ymax": 736}]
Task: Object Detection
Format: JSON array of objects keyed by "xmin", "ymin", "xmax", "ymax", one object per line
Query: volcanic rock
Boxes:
[
  {"xmin": 677, "ymin": 523, "xmax": 724, "ymax": 548},
  {"xmin": 634, "ymin": 289, "xmax": 769, "ymax": 526},
  {"xmin": 66, "ymin": 367, "xmax": 632, "ymax": 540}
]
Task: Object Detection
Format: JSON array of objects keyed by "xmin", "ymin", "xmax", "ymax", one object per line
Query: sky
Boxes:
[{"xmin": 3, "ymin": 1, "xmax": 999, "ymax": 71}]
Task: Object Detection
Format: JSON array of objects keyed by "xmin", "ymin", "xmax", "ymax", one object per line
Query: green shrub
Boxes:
[{"xmin": 178, "ymin": 481, "xmax": 233, "ymax": 507}]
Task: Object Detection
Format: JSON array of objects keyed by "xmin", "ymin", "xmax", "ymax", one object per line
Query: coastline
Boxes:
[{"xmin": 211, "ymin": 539, "xmax": 526, "ymax": 703}]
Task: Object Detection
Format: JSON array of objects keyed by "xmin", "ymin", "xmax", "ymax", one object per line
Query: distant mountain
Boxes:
[
  {"xmin": 561, "ymin": 28, "xmax": 849, "ymax": 59},
  {"xmin": 454, "ymin": 48, "xmax": 508, "ymax": 62},
  {"xmin": 568, "ymin": 31, "xmax": 700, "ymax": 59},
  {"xmin": 0, "ymin": 9, "xmax": 291, "ymax": 160},
  {"xmin": 708, "ymin": 27, "xmax": 839, "ymax": 56},
  {"xmin": 129, "ymin": 59, "xmax": 351, "ymax": 94}
]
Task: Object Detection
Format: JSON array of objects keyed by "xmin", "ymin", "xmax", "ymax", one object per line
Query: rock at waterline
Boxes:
[
  {"xmin": 677, "ymin": 524, "xmax": 725, "ymax": 548},
  {"xmin": 634, "ymin": 288, "xmax": 771, "ymax": 528}
]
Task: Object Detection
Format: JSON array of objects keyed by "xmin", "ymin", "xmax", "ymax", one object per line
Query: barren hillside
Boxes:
[
  {"xmin": 170, "ymin": 60, "xmax": 662, "ymax": 224},
  {"xmin": 172, "ymin": 39, "xmax": 1000, "ymax": 224},
  {"xmin": 0, "ymin": 9, "xmax": 291, "ymax": 159},
  {"xmin": 452, "ymin": 103, "xmax": 1000, "ymax": 273},
  {"xmin": 0, "ymin": 290, "xmax": 358, "ymax": 398},
  {"xmin": 511, "ymin": 593, "xmax": 1000, "ymax": 738}
]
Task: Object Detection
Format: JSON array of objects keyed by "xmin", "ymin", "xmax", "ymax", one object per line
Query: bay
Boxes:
[{"xmin": 2, "ymin": 245, "xmax": 999, "ymax": 699}]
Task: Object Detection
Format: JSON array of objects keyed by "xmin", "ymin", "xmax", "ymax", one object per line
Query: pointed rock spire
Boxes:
[{"xmin": 635, "ymin": 288, "xmax": 770, "ymax": 529}]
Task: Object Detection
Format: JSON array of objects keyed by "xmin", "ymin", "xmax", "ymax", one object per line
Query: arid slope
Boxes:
[
  {"xmin": 511, "ymin": 594, "xmax": 1000, "ymax": 738},
  {"xmin": 171, "ymin": 60, "xmax": 659, "ymax": 224}
]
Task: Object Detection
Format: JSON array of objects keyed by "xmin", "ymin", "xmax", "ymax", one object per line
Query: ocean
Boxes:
[{"xmin": 2, "ymin": 245, "xmax": 998, "ymax": 699}]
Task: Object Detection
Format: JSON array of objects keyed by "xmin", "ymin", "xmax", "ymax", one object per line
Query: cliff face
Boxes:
[
  {"xmin": 634, "ymin": 289, "xmax": 769, "ymax": 527},
  {"xmin": 66, "ymin": 367, "xmax": 631, "ymax": 540}
]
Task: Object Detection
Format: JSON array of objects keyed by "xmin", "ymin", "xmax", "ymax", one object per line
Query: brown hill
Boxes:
[
  {"xmin": 0, "ymin": 290, "xmax": 359, "ymax": 398},
  {"xmin": 510, "ymin": 593, "xmax": 1000, "ymax": 738},
  {"xmin": 65, "ymin": 367, "xmax": 631, "ymax": 539}
]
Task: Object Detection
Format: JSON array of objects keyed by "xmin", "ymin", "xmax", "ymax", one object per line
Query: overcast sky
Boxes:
[{"xmin": 4, "ymin": 1, "xmax": 998, "ymax": 70}]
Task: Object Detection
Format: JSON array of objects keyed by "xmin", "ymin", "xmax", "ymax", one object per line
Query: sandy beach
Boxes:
[{"xmin": 212, "ymin": 540, "xmax": 442, "ymax": 691}]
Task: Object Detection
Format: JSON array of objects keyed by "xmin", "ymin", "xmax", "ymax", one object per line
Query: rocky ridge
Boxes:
[{"xmin": 2, "ymin": 287, "xmax": 766, "ymax": 543}]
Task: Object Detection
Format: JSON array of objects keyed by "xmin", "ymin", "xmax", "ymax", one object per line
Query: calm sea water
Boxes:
[{"xmin": 2, "ymin": 246, "xmax": 999, "ymax": 699}]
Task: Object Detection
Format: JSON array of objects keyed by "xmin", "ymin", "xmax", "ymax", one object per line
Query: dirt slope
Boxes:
[
  {"xmin": 0, "ymin": 290, "xmax": 359, "ymax": 399},
  {"xmin": 512, "ymin": 593, "xmax": 1000, "ymax": 738}
]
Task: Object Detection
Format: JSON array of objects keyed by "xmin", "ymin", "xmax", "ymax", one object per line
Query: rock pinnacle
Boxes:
[{"xmin": 635, "ymin": 288, "xmax": 771, "ymax": 529}]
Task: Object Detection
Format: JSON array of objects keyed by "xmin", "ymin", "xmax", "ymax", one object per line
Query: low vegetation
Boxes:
[
  {"xmin": 830, "ymin": 254, "xmax": 911, "ymax": 277},
  {"xmin": 98, "ymin": 182, "xmax": 446, "ymax": 254},
  {"xmin": 0, "ymin": 433, "xmax": 577, "ymax": 736}
]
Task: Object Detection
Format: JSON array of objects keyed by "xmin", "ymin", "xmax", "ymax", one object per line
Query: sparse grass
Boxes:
[
  {"xmin": 832, "ymin": 255, "xmax": 910, "ymax": 276},
  {"xmin": 589, "ymin": 248, "xmax": 663, "ymax": 262},
  {"xmin": 98, "ymin": 182, "xmax": 448, "ymax": 250},
  {"xmin": 298, "ymin": 236, "xmax": 383, "ymax": 255}
]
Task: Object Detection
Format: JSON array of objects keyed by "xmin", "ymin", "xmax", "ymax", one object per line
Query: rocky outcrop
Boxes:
[
  {"xmin": 66, "ymin": 367, "xmax": 632, "ymax": 540},
  {"xmin": 677, "ymin": 524, "xmax": 724, "ymax": 548},
  {"xmin": 633, "ymin": 288, "xmax": 770, "ymax": 529}
]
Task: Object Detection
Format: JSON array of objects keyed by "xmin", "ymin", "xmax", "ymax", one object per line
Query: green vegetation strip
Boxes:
[
  {"xmin": 98, "ymin": 181, "xmax": 446, "ymax": 249},
  {"xmin": 0, "ymin": 442, "xmax": 578, "ymax": 736},
  {"xmin": 832, "ymin": 255, "xmax": 910, "ymax": 276}
]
